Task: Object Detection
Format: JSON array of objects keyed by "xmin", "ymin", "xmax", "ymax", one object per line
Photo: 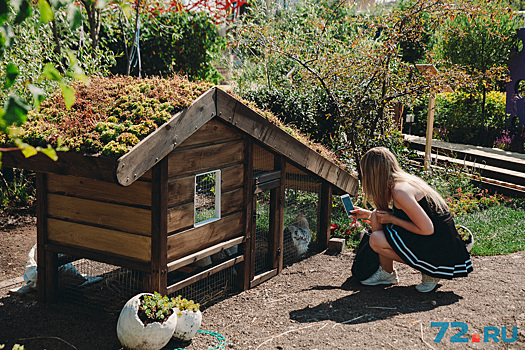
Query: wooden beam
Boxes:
[
  {"xmin": 239, "ymin": 137, "xmax": 253, "ymax": 291},
  {"xmin": 116, "ymin": 88, "xmax": 217, "ymax": 186},
  {"xmin": 249, "ymin": 268, "xmax": 278, "ymax": 289},
  {"xmin": 254, "ymin": 170, "xmax": 281, "ymax": 184},
  {"xmin": 149, "ymin": 158, "xmax": 168, "ymax": 295},
  {"xmin": 167, "ymin": 236, "xmax": 244, "ymax": 272},
  {"xmin": 254, "ymin": 179, "xmax": 280, "ymax": 194},
  {"xmin": 319, "ymin": 182, "xmax": 333, "ymax": 250},
  {"xmin": 274, "ymin": 157, "xmax": 286, "ymax": 273},
  {"xmin": 167, "ymin": 256, "xmax": 244, "ymax": 295},
  {"xmin": 2, "ymin": 151, "xmax": 117, "ymax": 184},
  {"xmin": 36, "ymin": 173, "xmax": 52, "ymax": 302},
  {"xmin": 424, "ymin": 95, "xmax": 436, "ymax": 171}
]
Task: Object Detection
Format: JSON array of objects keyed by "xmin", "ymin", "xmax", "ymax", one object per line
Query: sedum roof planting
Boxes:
[
  {"xmin": 12, "ymin": 75, "xmax": 212, "ymax": 157},
  {"xmin": 4, "ymin": 75, "xmax": 345, "ymax": 170}
]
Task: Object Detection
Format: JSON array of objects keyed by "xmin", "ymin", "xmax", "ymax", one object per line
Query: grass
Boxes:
[{"xmin": 454, "ymin": 205, "xmax": 525, "ymax": 256}]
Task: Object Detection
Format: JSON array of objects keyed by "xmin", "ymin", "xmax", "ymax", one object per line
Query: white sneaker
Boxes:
[
  {"xmin": 416, "ymin": 273, "xmax": 440, "ymax": 293},
  {"xmin": 360, "ymin": 266, "xmax": 399, "ymax": 285}
]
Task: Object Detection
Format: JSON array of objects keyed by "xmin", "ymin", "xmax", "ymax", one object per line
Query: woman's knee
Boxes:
[{"xmin": 369, "ymin": 230, "xmax": 387, "ymax": 252}]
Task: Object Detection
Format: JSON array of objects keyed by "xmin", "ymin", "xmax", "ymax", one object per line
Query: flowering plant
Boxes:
[
  {"xmin": 446, "ymin": 188, "xmax": 508, "ymax": 216},
  {"xmin": 331, "ymin": 219, "xmax": 371, "ymax": 240}
]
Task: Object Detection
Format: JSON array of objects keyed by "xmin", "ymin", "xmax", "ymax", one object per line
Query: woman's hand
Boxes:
[
  {"xmin": 374, "ymin": 210, "xmax": 396, "ymax": 225},
  {"xmin": 349, "ymin": 207, "xmax": 372, "ymax": 220}
]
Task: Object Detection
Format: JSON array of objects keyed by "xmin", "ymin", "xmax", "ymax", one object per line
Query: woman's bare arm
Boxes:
[{"xmin": 375, "ymin": 182, "xmax": 434, "ymax": 236}]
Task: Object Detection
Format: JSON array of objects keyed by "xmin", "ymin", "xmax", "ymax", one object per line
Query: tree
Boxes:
[
  {"xmin": 434, "ymin": 0, "xmax": 519, "ymax": 124},
  {"xmin": 231, "ymin": 0, "xmax": 473, "ymax": 176}
]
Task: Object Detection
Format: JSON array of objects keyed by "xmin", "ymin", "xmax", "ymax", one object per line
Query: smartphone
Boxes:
[{"xmin": 341, "ymin": 194, "xmax": 354, "ymax": 217}]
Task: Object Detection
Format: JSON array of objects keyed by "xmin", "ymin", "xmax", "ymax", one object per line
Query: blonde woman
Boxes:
[{"xmin": 350, "ymin": 147, "xmax": 472, "ymax": 292}]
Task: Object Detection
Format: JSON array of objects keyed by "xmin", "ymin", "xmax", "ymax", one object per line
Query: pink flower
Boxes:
[
  {"xmin": 457, "ymin": 188, "xmax": 462, "ymax": 193},
  {"xmin": 350, "ymin": 219, "xmax": 362, "ymax": 227}
]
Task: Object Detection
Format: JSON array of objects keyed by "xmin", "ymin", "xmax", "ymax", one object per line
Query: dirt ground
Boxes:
[{"xmin": 0, "ymin": 215, "xmax": 524, "ymax": 350}]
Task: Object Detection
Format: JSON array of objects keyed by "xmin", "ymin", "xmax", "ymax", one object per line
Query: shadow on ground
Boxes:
[
  {"xmin": 0, "ymin": 293, "xmax": 121, "ymax": 350},
  {"xmin": 289, "ymin": 276, "xmax": 462, "ymax": 325}
]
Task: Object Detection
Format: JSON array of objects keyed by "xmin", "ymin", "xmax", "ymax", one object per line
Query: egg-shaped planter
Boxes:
[
  {"xmin": 117, "ymin": 293, "xmax": 178, "ymax": 350},
  {"xmin": 457, "ymin": 225, "xmax": 474, "ymax": 253},
  {"xmin": 172, "ymin": 309, "xmax": 202, "ymax": 342}
]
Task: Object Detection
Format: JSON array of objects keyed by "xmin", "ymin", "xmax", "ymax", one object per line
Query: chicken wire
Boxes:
[
  {"xmin": 253, "ymin": 144, "xmax": 274, "ymax": 275},
  {"xmin": 253, "ymin": 144, "xmax": 274, "ymax": 176},
  {"xmin": 168, "ymin": 265, "xmax": 237, "ymax": 308},
  {"xmin": 283, "ymin": 166, "xmax": 321, "ymax": 266},
  {"xmin": 57, "ymin": 256, "xmax": 238, "ymax": 311},
  {"xmin": 254, "ymin": 190, "xmax": 271, "ymax": 274},
  {"xmin": 57, "ymin": 256, "xmax": 143, "ymax": 313}
]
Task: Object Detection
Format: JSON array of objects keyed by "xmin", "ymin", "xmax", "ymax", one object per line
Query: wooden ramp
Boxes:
[{"xmin": 404, "ymin": 134, "xmax": 525, "ymax": 198}]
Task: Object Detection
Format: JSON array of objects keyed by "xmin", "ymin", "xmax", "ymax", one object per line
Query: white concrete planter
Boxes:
[
  {"xmin": 457, "ymin": 225, "xmax": 474, "ymax": 253},
  {"xmin": 117, "ymin": 293, "xmax": 178, "ymax": 350},
  {"xmin": 172, "ymin": 309, "xmax": 202, "ymax": 342}
]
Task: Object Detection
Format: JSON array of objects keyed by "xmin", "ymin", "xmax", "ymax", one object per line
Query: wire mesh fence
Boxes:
[
  {"xmin": 254, "ymin": 190, "xmax": 271, "ymax": 274},
  {"xmin": 253, "ymin": 144, "xmax": 274, "ymax": 275},
  {"xmin": 283, "ymin": 165, "xmax": 321, "ymax": 266},
  {"xmin": 168, "ymin": 265, "xmax": 238, "ymax": 309},
  {"xmin": 57, "ymin": 256, "xmax": 143, "ymax": 313}
]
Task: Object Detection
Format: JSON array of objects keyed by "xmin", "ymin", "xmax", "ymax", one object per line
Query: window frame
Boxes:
[{"xmin": 194, "ymin": 169, "xmax": 221, "ymax": 227}]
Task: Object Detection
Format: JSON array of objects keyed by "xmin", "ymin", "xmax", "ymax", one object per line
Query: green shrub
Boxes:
[
  {"xmin": 409, "ymin": 91, "xmax": 506, "ymax": 147},
  {"xmin": 103, "ymin": 10, "xmax": 225, "ymax": 83}
]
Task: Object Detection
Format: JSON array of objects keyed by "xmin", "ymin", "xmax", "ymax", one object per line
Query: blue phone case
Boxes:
[{"xmin": 341, "ymin": 195, "xmax": 354, "ymax": 216}]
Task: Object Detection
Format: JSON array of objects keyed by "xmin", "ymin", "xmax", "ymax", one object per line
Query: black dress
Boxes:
[{"xmin": 383, "ymin": 197, "xmax": 473, "ymax": 279}]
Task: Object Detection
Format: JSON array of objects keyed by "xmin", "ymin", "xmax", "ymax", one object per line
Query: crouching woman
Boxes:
[{"xmin": 350, "ymin": 147, "xmax": 472, "ymax": 292}]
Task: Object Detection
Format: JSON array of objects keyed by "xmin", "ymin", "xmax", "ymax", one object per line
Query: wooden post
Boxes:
[
  {"xmin": 318, "ymin": 182, "xmax": 332, "ymax": 250},
  {"xmin": 148, "ymin": 158, "xmax": 168, "ymax": 295},
  {"xmin": 271, "ymin": 156, "xmax": 286, "ymax": 273},
  {"xmin": 415, "ymin": 63, "xmax": 452, "ymax": 171},
  {"xmin": 36, "ymin": 173, "xmax": 57, "ymax": 303},
  {"xmin": 238, "ymin": 137, "xmax": 253, "ymax": 291},
  {"xmin": 424, "ymin": 95, "xmax": 436, "ymax": 171}
]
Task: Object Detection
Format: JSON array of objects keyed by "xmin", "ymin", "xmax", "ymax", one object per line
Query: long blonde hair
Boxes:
[{"xmin": 360, "ymin": 147, "xmax": 447, "ymax": 213}]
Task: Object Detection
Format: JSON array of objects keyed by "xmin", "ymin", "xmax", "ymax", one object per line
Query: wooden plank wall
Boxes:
[
  {"xmin": 166, "ymin": 119, "xmax": 246, "ymax": 263},
  {"xmin": 45, "ymin": 174, "xmax": 153, "ymax": 263}
]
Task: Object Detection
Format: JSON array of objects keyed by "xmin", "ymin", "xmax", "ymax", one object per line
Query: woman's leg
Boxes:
[{"xmin": 369, "ymin": 211, "xmax": 405, "ymax": 273}]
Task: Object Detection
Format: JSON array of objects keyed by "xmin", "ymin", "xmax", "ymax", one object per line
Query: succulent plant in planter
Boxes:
[
  {"xmin": 139, "ymin": 292, "xmax": 177, "ymax": 325},
  {"xmin": 172, "ymin": 295, "xmax": 202, "ymax": 342},
  {"xmin": 117, "ymin": 292, "xmax": 179, "ymax": 350}
]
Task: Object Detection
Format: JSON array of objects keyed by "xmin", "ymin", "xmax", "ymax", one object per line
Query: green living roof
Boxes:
[{"xmin": 1, "ymin": 75, "xmax": 358, "ymax": 193}]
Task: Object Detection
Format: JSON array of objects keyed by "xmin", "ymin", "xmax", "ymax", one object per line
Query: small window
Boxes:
[{"xmin": 194, "ymin": 170, "xmax": 221, "ymax": 227}]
